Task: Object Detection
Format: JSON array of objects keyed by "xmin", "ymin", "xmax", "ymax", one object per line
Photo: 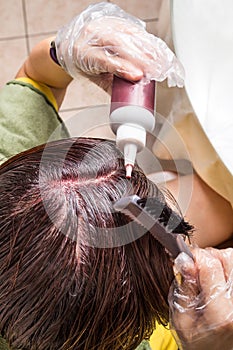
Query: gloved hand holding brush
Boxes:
[{"xmin": 169, "ymin": 247, "xmax": 233, "ymax": 350}]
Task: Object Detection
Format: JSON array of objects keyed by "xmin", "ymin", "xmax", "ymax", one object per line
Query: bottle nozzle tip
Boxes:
[{"xmin": 125, "ymin": 164, "xmax": 133, "ymax": 178}]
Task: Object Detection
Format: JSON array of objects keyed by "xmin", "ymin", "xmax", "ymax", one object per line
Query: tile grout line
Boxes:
[
  {"xmin": 21, "ymin": 0, "xmax": 30, "ymax": 54},
  {"xmin": 60, "ymin": 103, "xmax": 109, "ymax": 113},
  {"xmin": 0, "ymin": 31, "xmax": 57, "ymax": 42}
]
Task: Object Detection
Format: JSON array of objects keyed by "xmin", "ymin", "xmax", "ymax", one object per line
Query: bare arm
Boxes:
[
  {"xmin": 16, "ymin": 37, "xmax": 73, "ymax": 109},
  {"xmin": 166, "ymin": 173, "xmax": 233, "ymax": 248}
]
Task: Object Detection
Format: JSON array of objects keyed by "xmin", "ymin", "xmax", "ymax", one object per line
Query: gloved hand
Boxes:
[
  {"xmin": 169, "ymin": 248, "xmax": 233, "ymax": 350},
  {"xmin": 54, "ymin": 2, "xmax": 184, "ymax": 91}
]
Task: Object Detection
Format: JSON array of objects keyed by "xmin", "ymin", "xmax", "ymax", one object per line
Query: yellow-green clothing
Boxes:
[
  {"xmin": 0, "ymin": 78, "xmax": 68, "ymax": 164},
  {"xmin": 135, "ymin": 323, "xmax": 177, "ymax": 350},
  {"xmin": 149, "ymin": 323, "xmax": 177, "ymax": 349}
]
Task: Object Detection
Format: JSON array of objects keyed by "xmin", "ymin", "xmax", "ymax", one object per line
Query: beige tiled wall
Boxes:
[{"xmin": 0, "ymin": 0, "xmax": 168, "ymax": 120}]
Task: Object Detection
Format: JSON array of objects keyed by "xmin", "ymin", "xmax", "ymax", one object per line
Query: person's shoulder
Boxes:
[
  {"xmin": 0, "ymin": 335, "xmax": 10, "ymax": 350},
  {"xmin": 136, "ymin": 340, "xmax": 152, "ymax": 350},
  {"xmin": 149, "ymin": 323, "xmax": 178, "ymax": 350},
  {"xmin": 7, "ymin": 78, "xmax": 58, "ymax": 111}
]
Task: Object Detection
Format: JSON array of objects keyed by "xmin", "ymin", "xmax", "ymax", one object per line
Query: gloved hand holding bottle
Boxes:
[
  {"xmin": 169, "ymin": 248, "xmax": 233, "ymax": 350},
  {"xmin": 54, "ymin": 2, "xmax": 184, "ymax": 91}
]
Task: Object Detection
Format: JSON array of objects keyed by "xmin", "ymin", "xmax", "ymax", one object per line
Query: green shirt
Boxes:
[{"xmin": 0, "ymin": 79, "xmax": 68, "ymax": 164}]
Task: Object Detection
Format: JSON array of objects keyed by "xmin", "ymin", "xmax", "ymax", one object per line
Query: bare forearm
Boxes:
[
  {"xmin": 16, "ymin": 37, "xmax": 73, "ymax": 108},
  {"xmin": 166, "ymin": 173, "xmax": 233, "ymax": 248}
]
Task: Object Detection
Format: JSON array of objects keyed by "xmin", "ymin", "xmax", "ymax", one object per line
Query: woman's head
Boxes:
[{"xmin": 0, "ymin": 137, "xmax": 192, "ymax": 350}]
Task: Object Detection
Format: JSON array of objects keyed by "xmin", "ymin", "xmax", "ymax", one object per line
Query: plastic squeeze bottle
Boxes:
[{"xmin": 109, "ymin": 76, "xmax": 156, "ymax": 178}]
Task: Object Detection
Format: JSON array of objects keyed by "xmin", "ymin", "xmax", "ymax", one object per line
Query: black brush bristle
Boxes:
[{"xmin": 136, "ymin": 197, "xmax": 194, "ymax": 235}]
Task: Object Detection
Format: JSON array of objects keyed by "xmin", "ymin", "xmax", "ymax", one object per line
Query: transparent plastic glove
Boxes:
[
  {"xmin": 55, "ymin": 2, "xmax": 184, "ymax": 90},
  {"xmin": 169, "ymin": 248, "xmax": 233, "ymax": 350}
]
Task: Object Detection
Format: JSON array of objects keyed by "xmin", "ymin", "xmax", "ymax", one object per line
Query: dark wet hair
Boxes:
[{"xmin": 0, "ymin": 137, "xmax": 192, "ymax": 350}]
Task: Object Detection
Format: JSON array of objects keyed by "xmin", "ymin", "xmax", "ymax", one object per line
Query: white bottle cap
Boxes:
[
  {"xmin": 115, "ymin": 124, "xmax": 146, "ymax": 177},
  {"xmin": 124, "ymin": 143, "xmax": 137, "ymax": 166}
]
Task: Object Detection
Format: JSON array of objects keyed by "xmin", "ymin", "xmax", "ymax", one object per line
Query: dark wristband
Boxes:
[{"xmin": 50, "ymin": 41, "xmax": 60, "ymax": 66}]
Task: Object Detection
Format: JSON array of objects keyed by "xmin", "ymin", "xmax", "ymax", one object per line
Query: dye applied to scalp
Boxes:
[{"xmin": 0, "ymin": 137, "xmax": 192, "ymax": 350}]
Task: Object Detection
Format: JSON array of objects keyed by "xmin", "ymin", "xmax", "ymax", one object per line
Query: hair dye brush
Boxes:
[{"xmin": 114, "ymin": 195, "xmax": 193, "ymax": 260}]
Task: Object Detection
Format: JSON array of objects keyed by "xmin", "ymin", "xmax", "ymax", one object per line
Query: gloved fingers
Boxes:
[
  {"xmin": 173, "ymin": 252, "xmax": 199, "ymax": 303},
  {"xmin": 55, "ymin": 2, "xmax": 185, "ymax": 87},
  {"xmin": 81, "ymin": 16, "xmax": 153, "ymax": 56},
  {"xmin": 196, "ymin": 248, "xmax": 233, "ymax": 325},
  {"xmin": 74, "ymin": 18, "xmax": 156, "ymax": 79},
  {"xmin": 74, "ymin": 45, "xmax": 144, "ymax": 80},
  {"xmin": 169, "ymin": 252, "xmax": 199, "ymax": 332},
  {"xmin": 169, "ymin": 248, "xmax": 233, "ymax": 349},
  {"xmin": 77, "ymin": 17, "xmax": 184, "ymax": 84},
  {"xmin": 205, "ymin": 247, "xmax": 233, "ymax": 281}
]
